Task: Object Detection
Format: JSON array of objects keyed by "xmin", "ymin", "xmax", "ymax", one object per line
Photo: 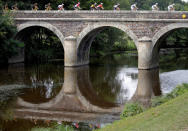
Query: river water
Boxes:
[{"xmin": 0, "ymin": 50, "xmax": 188, "ymax": 131}]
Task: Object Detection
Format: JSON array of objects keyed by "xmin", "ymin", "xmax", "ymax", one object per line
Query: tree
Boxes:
[{"xmin": 0, "ymin": 13, "xmax": 20, "ymax": 65}]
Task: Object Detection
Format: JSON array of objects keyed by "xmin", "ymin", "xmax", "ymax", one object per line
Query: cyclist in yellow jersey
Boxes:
[
  {"xmin": 45, "ymin": 3, "xmax": 52, "ymax": 11},
  {"xmin": 32, "ymin": 3, "xmax": 39, "ymax": 11},
  {"xmin": 90, "ymin": 3, "xmax": 97, "ymax": 10},
  {"xmin": 4, "ymin": 3, "xmax": 9, "ymax": 11}
]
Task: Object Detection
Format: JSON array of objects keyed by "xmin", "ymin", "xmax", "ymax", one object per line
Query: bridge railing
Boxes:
[{"xmin": 10, "ymin": 10, "xmax": 188, "ymax": 20}]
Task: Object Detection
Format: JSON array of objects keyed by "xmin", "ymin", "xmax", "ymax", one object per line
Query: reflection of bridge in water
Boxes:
[
  {"xmin": 14, "ymin": 67, "xmax": 123, "ymax": 123},
  {"xmin": 13, "ymin": 66, "xmax": 161, "ymax": 123}
]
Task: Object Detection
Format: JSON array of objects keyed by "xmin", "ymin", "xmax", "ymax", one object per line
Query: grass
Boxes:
[{"xmin": 98, "ymin": 91, "xmax": 188, "ymax": 131}]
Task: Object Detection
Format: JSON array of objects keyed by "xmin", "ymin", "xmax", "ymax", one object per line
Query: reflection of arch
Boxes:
[
  {"xmin": 77, "ymin": 23, "xmax": 138, "ymax": 64},
  {"xmin": 76, "ymin": 66, "xmax": 118, "ymax": 108},
  {"xmin": 17, "ymin": 21, "xmax": 65, "ymax": 48},
  {"xmin": 152, "ymin": 23, "xmax": 188, "ymax": 49},
  {"xmin": 16, "ymin": 67, "xmax": 123, "ymax": 113}
]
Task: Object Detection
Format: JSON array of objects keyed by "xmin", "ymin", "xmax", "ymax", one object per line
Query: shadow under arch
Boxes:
[
  {"xmin": 76, "ymin": 23, "xmax": 138, "ymax": 65},
  {"xmin": 151, "ymin": 23, "xmax": 188, "ymax": 67},
  {"xmin": 152, "ymin": 23, "xmax": 188, "ymax": 48},
  {"xmin": 17, "ymin": 21, "xmax": 65, "ymax": 48}
]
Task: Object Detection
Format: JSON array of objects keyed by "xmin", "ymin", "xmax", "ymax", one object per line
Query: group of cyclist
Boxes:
[
  {"xmin": 3, "ymin": 3, "xmax": 53, "ymax": 11},
  {"xmin": 4, "ymin": 3, "xmax": 19, "ymax": 10},
  {"xmin": 3, "ymin": 2, "xmax": 176, "ymax": 11},
  {"xmin": 131, "ymin": 3, "xmax": 175, "ymax": 11},
  {"xmin": 151, "ymin": 3, "xmax": 175, "ymax": 11}
]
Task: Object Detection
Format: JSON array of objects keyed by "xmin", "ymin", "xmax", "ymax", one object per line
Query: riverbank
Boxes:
[{"xmin": 99, "ymin": 90, "xmax": 188, "ymax": 131}]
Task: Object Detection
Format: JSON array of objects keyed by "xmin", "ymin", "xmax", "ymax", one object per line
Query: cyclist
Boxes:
[
  {"xmin": 74, "ymin": 2, "xmax": 81, "ymax": 10},
  {"xmin": 4, "ymin": 3, "xmax": 9, "ymax": 11},
  {"xmin": 152, "ymin": 3, "xmax": 159, "ymax": 11},
  {"xmin": 90, "ymin": 3, "xmax": 97, "ymax": 10},
  {"xmin": 45, "ymin": 3, "xmax": 52, "ymax": 11},
  {"xmin": 131, "ymin": 3, "xmax": 138, "ymax": 11},
  {"xmin": 168, "ymin": 3, "xmax": 175, "ymax": 11},
  {"xmin": 58, "ymin": 3, "xmax": 64, "ymax": 11},
  {"xmin": 97, "ymin": 3, "xmax": 104, "ymax": 10},
  {"xmin": 12, "ymin": 3, "xmax": 18, "ymax": 10},
  {"xmin": 32, "ymin": 3, "xmax": 39, "ymax": 11},
  {"xmin": 114, "ymin": 3, "xmax": 120, "ymax": 10}
]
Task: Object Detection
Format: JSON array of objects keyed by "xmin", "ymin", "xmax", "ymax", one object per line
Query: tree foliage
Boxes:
[
  {"xmin": 90, "ymin": 27, "xmax": 136, "ymax": 56},
  {"xmin": 0, "ymin": 13, "xmax": 20, "ymax": 65},
  {"xmin": 17, "ymin": 26, "xmax": 64, "ymax": 64}
]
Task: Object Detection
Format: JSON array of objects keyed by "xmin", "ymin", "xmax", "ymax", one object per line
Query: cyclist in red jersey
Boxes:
[
  {"xmin": 97, "ymin": 3, "xmax": 104, "ymax": 10},
  {"xmin": 74, "ymin": 2, "xmax": 81, "ymax": 10}
]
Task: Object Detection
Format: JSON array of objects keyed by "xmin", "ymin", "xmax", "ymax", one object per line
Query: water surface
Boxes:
[{"xmin": 0, "ymin": 49, "xmax": 188, "ymax": 130}]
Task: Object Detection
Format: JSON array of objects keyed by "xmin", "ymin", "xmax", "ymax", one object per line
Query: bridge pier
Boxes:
[
  {"xmin": 138, "ymin": 37, "xmax": 159, "ymax": 69},
  {"xmin": 64, "ymin": 36, "xmax": 78, "ymax": 67}
]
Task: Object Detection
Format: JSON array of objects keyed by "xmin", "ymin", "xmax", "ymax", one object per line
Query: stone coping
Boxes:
[
  {"xmin": 14, "ymin": 18, "xmax": 188, "ymax": 22},
  {"xmin": 9, "ymin": 10, "xmax": 188, "ymax": 14}
]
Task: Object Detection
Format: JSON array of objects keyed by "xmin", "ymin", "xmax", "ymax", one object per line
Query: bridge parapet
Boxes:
[{"xmin": 12, "ymin": 11, "xmax": 188, "ymax": 20}]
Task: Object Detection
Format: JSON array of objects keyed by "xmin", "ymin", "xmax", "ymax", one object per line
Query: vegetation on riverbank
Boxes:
[
  {"xmin": 0, "ymin": 12, "xmax": 21, "ymax": 65},
  {"xmin": 99, "ymin": 84, "xmax": 188, "ymax": 131},
  {"xmin": 159, "ymin": 49, "xmax": 188, "ymax": 72},
  {"xmin": 31, "ymin": 124, "xmax": 74, "ymax": 131},
  {"xmin": 0, "ymin": 85, "xmax": 28, "ymax": 121}
]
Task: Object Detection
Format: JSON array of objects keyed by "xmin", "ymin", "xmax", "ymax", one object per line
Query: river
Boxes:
[{"xmin": 0, "ymin": 49, "xmax": 188, "ymax": 131}]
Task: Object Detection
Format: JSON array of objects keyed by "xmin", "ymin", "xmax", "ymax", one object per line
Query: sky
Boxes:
[{"xmin": 182, "ymin": 0, "xmax": 188, "ymax": 2}]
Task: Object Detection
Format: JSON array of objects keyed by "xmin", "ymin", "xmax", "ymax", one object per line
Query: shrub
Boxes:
[
  {"xmin": 31, "ymin": 124, "xmax": 74, "ymax": 131},
  {"xmin": 152, "ymin": 83, "xmax": 188, "ymax": 107},
  {"xmin": 120, "ymin": 102, "xmax": 144, "ymax": 119}
]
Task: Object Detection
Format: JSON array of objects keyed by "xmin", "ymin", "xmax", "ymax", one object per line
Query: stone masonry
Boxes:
[{"xmin": 11, "ymin": 10, "xmax": 188, "ymax": 69}]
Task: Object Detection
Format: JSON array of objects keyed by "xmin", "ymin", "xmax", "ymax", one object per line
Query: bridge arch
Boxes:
[
  {"xmin": 151, "ymin": 23, "xmax": 188, "ymax": 68},
  {"xmin": 152, "ymin": 23, "xmax": 188, "ymax": 49},
  {"xmin": 77, "ymin": 22, "xmax": 138, "ymax": 65},
  {"xmin": 17, "ymin": 21, "xmax": 65, "ymax": 48}
]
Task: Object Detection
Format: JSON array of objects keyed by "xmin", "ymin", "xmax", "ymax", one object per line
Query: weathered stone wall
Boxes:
[
  {"xmin": 15, "ymin": 20, "xmax": 88, "ymax": 38},
  {"xmin": 13, "ymin": 11, "xmax": 188, "ymax": 38},
  {"xmin": 12, "ymin": 10, "xmax": 188, "ymax": 19}
]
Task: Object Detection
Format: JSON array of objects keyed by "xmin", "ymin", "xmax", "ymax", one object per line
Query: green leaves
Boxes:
[
  {"xmin": 120, "ymin": 102, "xmax": 144, "ymax": 119},
  {"xmin": 90, "ymin": 27, "xmax": 136, "ymax": 57},
  {"xmin": 152, "ymin": 84, "xmax": 188, "ymax": 107},
  {"xmin": 0, "ymin": 13, "xmax": 20, "ymax": 65}
]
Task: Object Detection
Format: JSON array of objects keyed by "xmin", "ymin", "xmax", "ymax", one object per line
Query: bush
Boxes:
[
  {"xmin": 152, "ymin": 83, "xmax": 188, "ymax": 107},
  {"xmin": 31, "ymin": 124, "xmax": 74, "ymax": 131},
  {"xmin": 120, "ymin": 102, "xmax": 144, "ymax": 119}
]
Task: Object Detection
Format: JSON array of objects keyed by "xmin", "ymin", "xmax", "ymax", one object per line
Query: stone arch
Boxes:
[
  {"xmin": 17, "ymin": 21, "xmax": 65, "ymax": 48},
  {"xmin": 150, "ymin": 23, "xmax": 188, "ymax": 69},
  {"xmin": 76, "ymin": 22, "xmax": 138, "ymax": 65},
  {"xmin": 152, "ymin": 23, "xmax": 188, "ymax": 49}
]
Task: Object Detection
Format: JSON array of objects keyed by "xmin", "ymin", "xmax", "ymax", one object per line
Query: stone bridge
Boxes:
[{"xmin": 12, "ymin": 11, "xmax": 188, "ymax": 69}]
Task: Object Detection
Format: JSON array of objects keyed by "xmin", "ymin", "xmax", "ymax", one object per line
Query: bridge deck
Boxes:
[{"xmin": 11, "ymin": 11, "xmax": 188, "ymax": 21}]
